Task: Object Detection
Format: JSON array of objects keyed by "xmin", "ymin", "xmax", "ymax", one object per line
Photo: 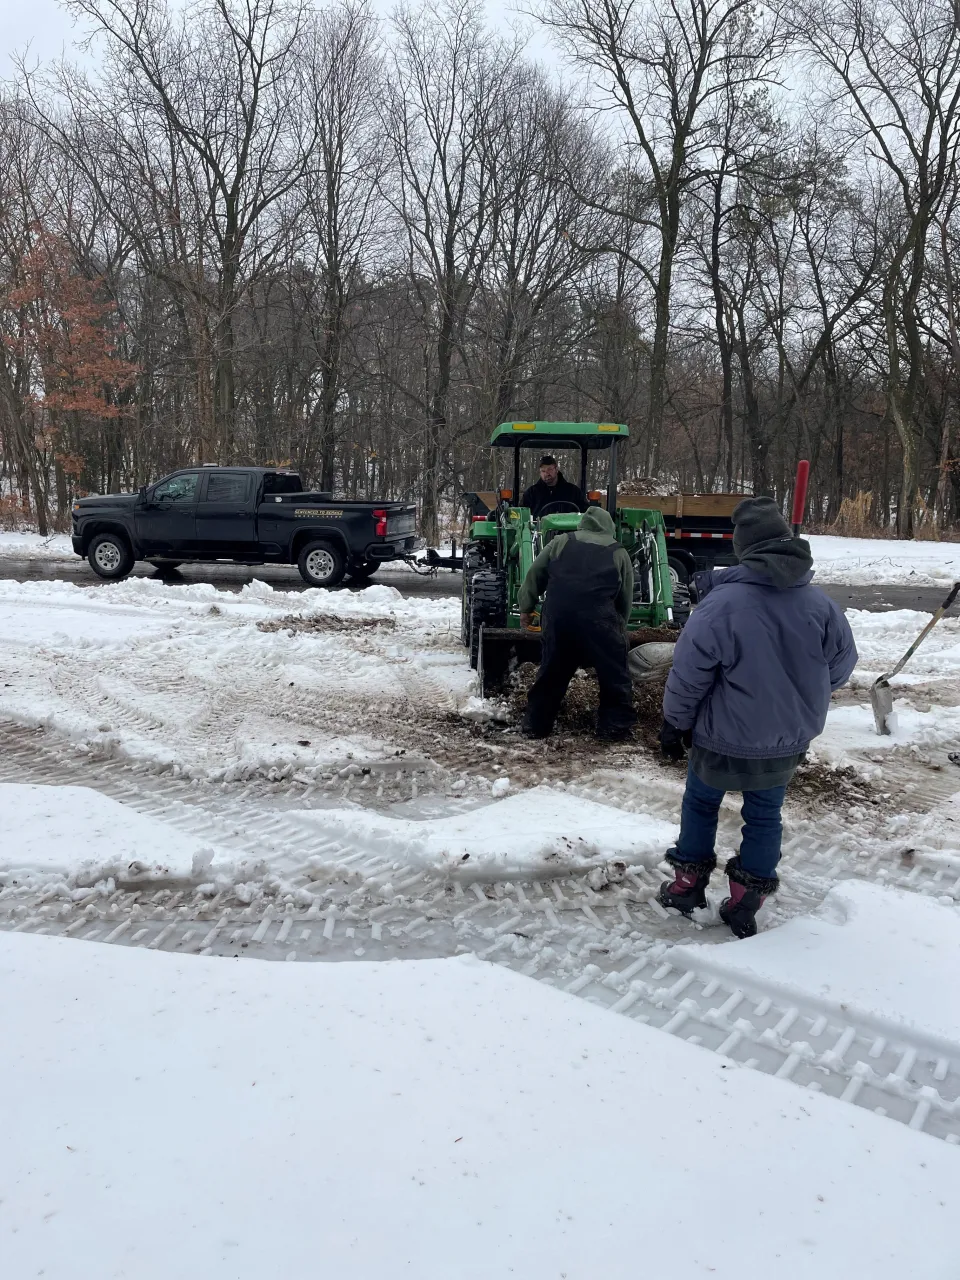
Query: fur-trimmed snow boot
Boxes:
[
  {"xmin": 718, "ymin": 856, "xmax": 779, "ymax": 938},
  {"xmin": 657, "ymin": 850, "xmax": 717, "ymax": 913}
]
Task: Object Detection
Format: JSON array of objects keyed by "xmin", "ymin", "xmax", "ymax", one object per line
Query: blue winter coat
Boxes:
[{"xmin": 663, "ymin": 567, "xmax": 858, "ymax": 759}]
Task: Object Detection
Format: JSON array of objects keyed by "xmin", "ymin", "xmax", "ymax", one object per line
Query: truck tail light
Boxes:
[{"xmin": 373, "ymin": 508, "xmax": 388, "ymax": 537}]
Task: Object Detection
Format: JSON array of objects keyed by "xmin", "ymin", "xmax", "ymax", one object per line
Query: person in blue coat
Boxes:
[{"xmin": 658, "ymin": 496, "xmax": 857, "ymax": 937}]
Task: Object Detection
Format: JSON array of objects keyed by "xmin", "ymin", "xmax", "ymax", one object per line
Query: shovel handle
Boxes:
[{"xmin": 881, "ymin": 580, "xmax": 960, "ymax": 681}]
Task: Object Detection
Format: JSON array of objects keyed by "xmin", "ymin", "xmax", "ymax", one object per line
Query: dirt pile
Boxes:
[
  {"xmin": 501, "ymin": 662, "xmax": 668, "ymax": 751},
  {"xmin": 258, "ymin": 613, "xmax": 397, "ymax": 635},
  {"xmin": 790, "ymin": 760, "xmax": 881, "ymax": 808}
]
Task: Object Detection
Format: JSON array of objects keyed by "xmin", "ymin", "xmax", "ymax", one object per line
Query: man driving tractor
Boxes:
[
  {"xmin": 521, "ymin": 455, "xmax": 588, "ymax": 518},
  {"xmin": 518, "ymin": 506, "xmax": 636, "ymax": 741}
]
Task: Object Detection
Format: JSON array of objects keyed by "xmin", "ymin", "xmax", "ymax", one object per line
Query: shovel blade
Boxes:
[{"xmin": 871, "ymin": 678, "xmax": 894, "ymax": 735}]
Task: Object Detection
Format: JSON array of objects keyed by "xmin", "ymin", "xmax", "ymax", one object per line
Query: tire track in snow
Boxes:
[{"xmin": 0, "ymin": 723, "xmax": 959, "ymax": 1143}]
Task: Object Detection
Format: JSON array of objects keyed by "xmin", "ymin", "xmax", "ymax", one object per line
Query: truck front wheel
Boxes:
[
  {"xmin": 298, "ymin": 539, "xmax": 346, "ymax": 588},
  {"xmin": 88, "ymin": 532, "xmax": 134, "ymax": 581}
]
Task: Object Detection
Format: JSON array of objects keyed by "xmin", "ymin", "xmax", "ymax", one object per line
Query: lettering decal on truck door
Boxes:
[{"xmin": 294, "ymin": 508, "xmax": 343, "ymax": 518}]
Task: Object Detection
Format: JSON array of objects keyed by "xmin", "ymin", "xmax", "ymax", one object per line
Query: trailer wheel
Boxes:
[
  {"xmin": 88, "ymin": 532, "xmax": 134, "ymax": 581},
  {"xmin": 298, "ymin": 539, "xmax": 346, "ymax": 588},
  {"xmin": 469, "ymin": 569, "xmax": 506, "ymax": 671},
  {"xmin": 667, "ymin": 554, "xmax": 691, "ymax": 587}
]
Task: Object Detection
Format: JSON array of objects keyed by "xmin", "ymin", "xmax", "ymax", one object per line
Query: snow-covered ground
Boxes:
[
  {"xmin": 2, "ymin": 565, "xmax": 960, "ymax": 1273},
  {"xmin": 808, "ymin": 533, "xmax": 960, "ymax": 586},
  {"xmin": 0, "ymin": 575, "xmax": 956, "ymax": 784},
  {"xmin": 676, "ymin": 879, "xmax": 960, "ymax": 1047},
  {"xmin": 3, "ymin": 927, "xmax": 958, "ymax": 1280},
  {"xmin": 0, "ymin": 531, "xmax": 74, "ymax": 559},
  {"xmin": 0, "ymin": 577, "xmax": 470, "ymax": 780}
]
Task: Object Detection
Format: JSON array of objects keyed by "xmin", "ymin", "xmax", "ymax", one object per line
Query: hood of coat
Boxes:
[
  {"xmin": 578, "ymin": 506, "xmax": 616, "ymax": 538},
  {"xmin": 735, "ymin": 535, "xmax": 814, "ymax": 588}
]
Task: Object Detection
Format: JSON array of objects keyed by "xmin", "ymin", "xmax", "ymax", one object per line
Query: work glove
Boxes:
[{"xmin": 659, "ymin": 721, "xmax": 692, "ymax": 762}]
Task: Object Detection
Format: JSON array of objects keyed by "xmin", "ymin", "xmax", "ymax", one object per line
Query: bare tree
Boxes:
[
  {"xmin": 382, "ymin": 0, "xmax": 518, "ymax": 540},
  {"xmin": 791, "ymin": 0, "xmax": 960, "ymax": 533},
  {"xmin": 49, "ymin": 0, "xmax": 316, "ymax": 458},
  {"xmin": 537, "ymin": 0, "xmax": 784, "ymax": 471},
  {"xmin": 298, "ymin": 0, "xmax": 387, "ymax": 488}
]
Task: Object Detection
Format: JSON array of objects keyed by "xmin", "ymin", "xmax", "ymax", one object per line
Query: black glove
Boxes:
[{"xmin": 660, "ymin": 721, "xmax": 692, "ymax": 761}]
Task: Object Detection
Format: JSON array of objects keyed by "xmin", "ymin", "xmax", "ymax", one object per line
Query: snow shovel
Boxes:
[{"xmin": 870, "ymin": 581, "xmax": 960, "ymax": 735}]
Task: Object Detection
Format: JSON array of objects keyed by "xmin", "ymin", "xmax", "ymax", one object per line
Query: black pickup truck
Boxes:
[{"xmin": 71, "ymin": 466, "xmax": 417, "ymax": 587}]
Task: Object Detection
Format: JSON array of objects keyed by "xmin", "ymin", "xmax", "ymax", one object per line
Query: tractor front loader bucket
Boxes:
[{"xmin": 477, "ymin": 626, "xmax": 542, "ymax": 697}]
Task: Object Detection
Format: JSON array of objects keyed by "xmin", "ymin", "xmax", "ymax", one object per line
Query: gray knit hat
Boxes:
[{"xmin": 732, "ymin": 497, "xmax": 791, "ymax": 559}]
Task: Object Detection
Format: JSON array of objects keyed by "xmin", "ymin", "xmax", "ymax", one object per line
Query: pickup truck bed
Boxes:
[{"xmin": 72, "ymin": 466, "xmax": 417, "ymax": 587}]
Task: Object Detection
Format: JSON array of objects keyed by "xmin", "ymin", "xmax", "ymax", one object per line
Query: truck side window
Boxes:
[
  {"xmin": 154, "ymin": 474, "xmax": 200, "ymax": 503},
  {"xmin": 262, "ymin": 473, "xmax": 303, "ymax": 495},
  {"xmin": 204, "ymin": 473, "xmax": 251, "ymax": 503}
]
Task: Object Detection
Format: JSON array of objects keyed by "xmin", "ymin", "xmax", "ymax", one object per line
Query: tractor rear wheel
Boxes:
[
  {"xmin": 460, "ymin": 543, "xmax": 486, "ymax": 648},
  {"xmin": 468, "ymin": 569, "xmax": 506, "ymax": 671}
]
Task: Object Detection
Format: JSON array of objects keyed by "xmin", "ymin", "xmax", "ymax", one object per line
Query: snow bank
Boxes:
[
  {"xmin": 673, "ymin": 880, "xmax": 960, "ymax": 1049},
  {"xmin": 0, "ymin": 784, "xmax": 245, "ymax": 891},
  {"xmin": 292, "ymin": 786, "xmax": 676, "ymax": 878},
  {"xmin": 0, "ymin": 531, "xmax": 74, "ymax": 559},
  {"xmin": 2, "ymin": 933, "xmax": 956, "ymax": 1280},
  {"xmin": 810, "ymin": 534, "xmax": 960, "ymax": 586},
  {"xmin": 845, "ymin": 607, "xmax": 960, "ymax": 680},
  {"xmin": 817, "ymin": 702, "xmax": 960, "ymax": 760}
]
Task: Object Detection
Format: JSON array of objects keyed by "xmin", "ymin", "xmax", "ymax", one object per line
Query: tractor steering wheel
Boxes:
[{"xmin": 537, "ymin": 500, "xmax": 581, "ymax": 517}]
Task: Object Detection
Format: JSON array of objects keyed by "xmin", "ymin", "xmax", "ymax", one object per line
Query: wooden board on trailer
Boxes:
[{"xmin": 617, "ymin": 493, "xmax": 742, "ymax": 518}]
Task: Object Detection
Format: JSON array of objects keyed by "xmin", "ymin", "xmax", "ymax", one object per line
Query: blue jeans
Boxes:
[{"xmin": 676, "ymin": 763, "xmax": 786, "ymax": 880}]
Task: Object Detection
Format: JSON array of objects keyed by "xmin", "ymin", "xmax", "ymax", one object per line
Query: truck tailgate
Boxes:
[{"xmin": 386, "ymin": 507, "xmax": 416, "ymax": 537}]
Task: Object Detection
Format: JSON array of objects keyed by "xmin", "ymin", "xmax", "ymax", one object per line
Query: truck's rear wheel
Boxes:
[
  {"xmin": 147, "ymin": 559, "xmax": 183, "ymax": 574},
  {"xmin": 298, "ymin": 539, "xmax": 346, "ymax": 588},
  {"xmin": 88, "ymin": 532, "xmax": 134, "ymax": 581}
]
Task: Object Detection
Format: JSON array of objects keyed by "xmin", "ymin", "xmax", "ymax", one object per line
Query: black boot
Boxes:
[
  {"xmin": 657, "ymin": 850, "xmax": 716, "ymax": 913},
  {"xmin": 520, "ymin": 714, "xmax": 552, "ymax": 739},
  {"xmin": 718, "ymin": 856, "xmax": 779, "ymax": 939},
  {"xmin": 596, "ymin": 723, "xmax": 634, "ymax": 743}
]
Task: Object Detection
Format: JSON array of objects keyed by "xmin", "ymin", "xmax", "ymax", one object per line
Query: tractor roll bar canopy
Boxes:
[{"xmin": 489, "ymin": 421, "xmax": 629, "ymax": 514}]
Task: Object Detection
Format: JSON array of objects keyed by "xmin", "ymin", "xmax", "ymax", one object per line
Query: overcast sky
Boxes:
[
  {"xmin": 0, "ymin": 0, "xmax": 557, "ymax": 76},
  {"xmin": 2, "ymin": 0, "xmax": 84, "ymax": 69}
]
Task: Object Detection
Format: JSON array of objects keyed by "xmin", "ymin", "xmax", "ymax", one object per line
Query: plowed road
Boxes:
[{"xmin": 0, "ymin": 557, "xmax": 950, "ymax": 612}]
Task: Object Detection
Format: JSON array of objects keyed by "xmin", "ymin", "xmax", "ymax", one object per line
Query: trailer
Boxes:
[{"xmin": 618, "ymin": 492, "xmax": 741, "ymax": 587}]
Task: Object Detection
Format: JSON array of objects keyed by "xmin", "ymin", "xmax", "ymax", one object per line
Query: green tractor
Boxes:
[{"xmin": 461, "ymin": 421, "xmax": 681, "ymax": 695}]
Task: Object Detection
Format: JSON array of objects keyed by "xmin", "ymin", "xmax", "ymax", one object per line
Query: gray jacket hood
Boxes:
[
  {"xmin": 738, "ymin": 535, "xmax": 814, "ymax": 588},
  {"xmin": 578, "ymin": 506, "xmax": 616, "ymax": 538}
]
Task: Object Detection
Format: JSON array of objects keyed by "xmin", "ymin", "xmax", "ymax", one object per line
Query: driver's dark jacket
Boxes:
[
  {"xmin": 520, "ymin": 474, "xmax": 588, "ymax": 518},
  {"xmin": 517, "ymin": 507, "xmax": 633, "ymax": 621}
]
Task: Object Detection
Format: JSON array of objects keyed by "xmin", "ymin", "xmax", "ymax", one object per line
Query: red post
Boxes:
[{"xmin": 791, "ymin": 459, "xmax": 810, "ymax": 535}]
